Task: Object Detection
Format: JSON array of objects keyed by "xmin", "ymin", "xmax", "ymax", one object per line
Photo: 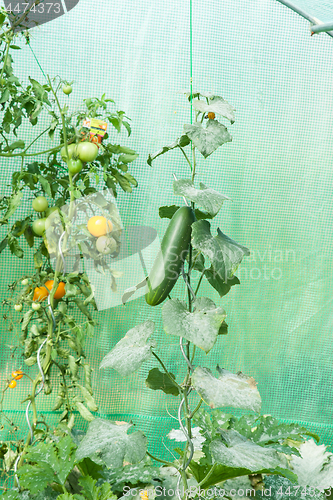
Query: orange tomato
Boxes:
[
  {"xmin": 44, "ymin": 280, "xmax": 66, "ymax": 300},
  {"xmin": 12, "ymin": 370, "xmax": 23, "ymax": 380},
  {"xmin": 8, "ymin": 380, "xmax": 17, "ymax": 389},
  {"xmin": 33, "ymin": 281, "xmax": 66, "ymax": 301},
  {"xmin": 87, "ymin": 216, "xmax": 113, "ymax": 237},
  {"xmin": 33, "ymin": 285, "xmax": 49, "ymax": 302},
  {"xmin": 207, "ymin": 112, "xmax": 215, "ymax": 120}
]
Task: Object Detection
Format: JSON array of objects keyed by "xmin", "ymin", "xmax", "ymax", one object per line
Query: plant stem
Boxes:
[
  {"xmin": 0, "ymin": 36, "xmax": 11, "ymax": 82},
  {"xmin": 23, "ymin": 127, "xmax": 50, "ymax": 153},
  {"xmin": 146, "ymin": 451, "xmax": 176, "ymax": 468},
  {"xmin": 177, "ymin": 145, "xmax": 192, "ymax": 171},
  {"xmin": 198, "ymin": 463, "xmax": 217, "ymax": 487},
  {"xmin": 195, "ymin": 269, "xmax": 206, "ymax": 295},
  {"xmin": 188, "ymin": 398, "xmax": 202, "ymax": 419},
  {"xmin": 0, "ymin": 144, "xmax": 63, "ymax": 158}
]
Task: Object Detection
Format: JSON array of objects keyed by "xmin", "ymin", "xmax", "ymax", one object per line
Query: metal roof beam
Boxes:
[{"xmin": 275, "ymin": 0, "xmax": 333, "ymax": 38}]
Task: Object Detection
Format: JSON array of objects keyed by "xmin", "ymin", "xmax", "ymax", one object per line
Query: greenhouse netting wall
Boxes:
[{"xmin": 1, "ymin": 0, "xmax": 333, "ymax": 493}]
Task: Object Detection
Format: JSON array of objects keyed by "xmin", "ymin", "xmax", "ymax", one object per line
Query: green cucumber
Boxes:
[{"xmin": 145, "ymin": 206, "xmax": 196, "ymax": 306}]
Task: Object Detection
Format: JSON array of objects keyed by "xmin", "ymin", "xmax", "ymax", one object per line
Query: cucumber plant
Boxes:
[{"xmin": 73, "ymin": 91, "xmax": 333, "ymax": 500}]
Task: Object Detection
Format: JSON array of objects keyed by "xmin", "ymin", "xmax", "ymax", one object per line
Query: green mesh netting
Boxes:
[{"xmin": 1, "ymin": 0, "xmax": 333, "ymax": 484}]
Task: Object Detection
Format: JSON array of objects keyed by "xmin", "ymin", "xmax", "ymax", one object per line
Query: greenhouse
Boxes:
[{"xmin": 0, "ymin": 0, "xmax": 333, "ymax": 497}]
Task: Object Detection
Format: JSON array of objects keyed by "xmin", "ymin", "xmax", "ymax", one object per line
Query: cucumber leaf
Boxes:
[
  {"xmin": 162, "ymin": 298, "xmax": 225, "ymax": 353},
  {"xmin": 183, "ymin": 120, "xmax": 232, "ymax": 158},
  {"xmin": 192, "ymin": 366, "xmax": 261, "ymax": 412},
  {"xmin": 204, "ymin": 268, "xmax": 240, "ymax": 297},
  {"xmin": 76, "ymin": 418, "xmax": 147, "ymax": 468},
  {"xmin": 146, "ymin": 368, "xmax": 180, "ymax": 396},
  {"xmin": 193, "ymin": 95, "xmax": 236, "ymax": 123},
  {"xmin": 173, "ymin": 179, "xmax": 230, "ymax": 217},
  {"xmin": 191, "ymin": 220, "xmax": 250, "ymax": 282},
  {"xmin": 290, "ymin": 439, "xmax": 333, "ymax": 491},
  {"xmin": 99, "ymin": 320, "xmax": 155, "ymax": 376}
]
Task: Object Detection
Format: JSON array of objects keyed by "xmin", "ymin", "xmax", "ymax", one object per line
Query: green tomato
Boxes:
[
  {"xmin": 32, "ymin": 302, "xmax": 41, "ymax": 311},
  {"xmin": 62, "ymin": 85, "xmax": 72, "ymax": 95},
  {"xmin": 61, "ymin": 143, "xmax": 77, "ymax": 161},
  {"xmin": 21, "ymin": 279, "xmax": 29, "ymax": 286},
  {"xmin": 0, "ymin": 78, "xmax": 6, "ymax": 86},
  {"xmin": 32, "ymin": 218, "xmax": 46, "ymax": 236},
  {"xmin": 32, "ymin": 196, "xmax": 48, "ymax": 212},
  {"xmin": 96, "ymin": 235, "xmax": 117, "ymax": 255},
  {"xmin": 14, "ymin": 304, "xmax": 22, "ymax": 312},
  {"xmin": 45, "ymin": 206, "xmax": 59, "ymax": 217},
  {"xmin": 77, "ymin": 142, "xmax": 98, "ymax": 163},
  {"xmin": 68, "ymin": 158, "xmax": 83, "ymax": 175}
]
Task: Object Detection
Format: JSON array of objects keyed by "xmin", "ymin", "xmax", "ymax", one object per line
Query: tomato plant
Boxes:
[{"xmin": 0, "ymin": 5, "xmax": 140, "ymax": 492}]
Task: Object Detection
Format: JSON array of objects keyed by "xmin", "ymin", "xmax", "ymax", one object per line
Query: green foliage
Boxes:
[
  {"xmin": 0, "ymin": 36, "xmax": 329, "ymax": 500},
  {"xmin": 99, "ymin": 321, "xmax": 156, "ymax": 376},
  {"xmin": 75, "ymin": 419, "xmax": 147, "ymax": 468},
  {"xmin": 18, "ymin": 436, "xmax": 76, "ymax": 493},
  {"xmin": 161, "ymin": 298, "xmax": 226, "ymax": 353}
]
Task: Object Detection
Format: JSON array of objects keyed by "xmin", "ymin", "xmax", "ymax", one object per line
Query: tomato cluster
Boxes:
[
  {"xmin": 8, "ymin": 370, "xmax": 24, "ymax": 389},
  {"xmin": 87, "ymin": 216, "xmax": 117, "ymax": 255}
]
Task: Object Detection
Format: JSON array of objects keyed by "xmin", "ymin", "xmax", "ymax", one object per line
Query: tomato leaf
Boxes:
[
  {"xmin": 74, "ymin": 400, "xmax": 95, "ymax": 422},
  {"xmin": 33, "ymin": 248, "xmax": 43, "ymax": 269},
  {"xmin": 24, "ymin": 226, "xmax": 34, "ymax": 247},
  {"xmin": 11, "ymin": 217, "xmax": 30, "ymax": 237},
  {"xmin": 124, "ymin": 172, "xmax": 138, "ymax": 187},
  {"xmin": 29, "ymin": 78, "xmax": 51, "ymax": 106},
  {"xmin": 37, "ymin": 175, "xmax": 52, "ymax": 198},
  {"xmin": 21, "ymin": 310, "xmax": 34, "ymax": 332},
  {"xmin": 77, "ymin": 384, "xmax": 98, "ymax": 412},
  {"xmin": 0, "ymin": 88, "xmax": 9, "ymax": 104},
  {"xmin": 0, "ymin": 191, "xmax": 23, "ymax": 224},
  {"xmin": 3, "ymin": 140, "xmax": 25, "ymax": 152},
  {"xmin": 8, "ymin": 236, "xmax": 23, "ymax": 258},
  {"xmin": 0, "ymin": 237, "xmax": 8, "ymax": 254}
]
